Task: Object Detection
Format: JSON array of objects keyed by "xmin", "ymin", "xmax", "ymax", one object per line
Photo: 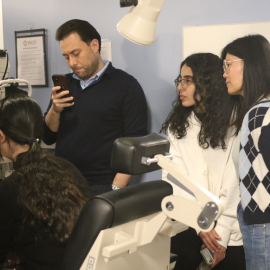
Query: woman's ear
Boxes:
[{"xmin": 0, "ymin": 130, "xmax": 6, "ymax": 143}]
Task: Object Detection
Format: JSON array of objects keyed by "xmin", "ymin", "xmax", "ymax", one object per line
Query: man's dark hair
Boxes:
[{"xmin": 56, "ymin": 19, "xmax": 101, "ymax": 53}]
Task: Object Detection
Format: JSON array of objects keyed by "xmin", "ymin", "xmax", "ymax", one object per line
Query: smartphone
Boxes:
[
  {"xmin": 200, "ymin": 247, "xmax": 214, "ymax": 265},
  {"xmin": 52, "ymin": 74, "xmax": 72, "ymax": 103}
]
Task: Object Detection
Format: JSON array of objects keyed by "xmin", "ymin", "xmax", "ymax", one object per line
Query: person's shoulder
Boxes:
[
  {"xmin": 0, "ymin": 174, "xmax": 19, "ymax": 201},
  {"xmin": 107, "ymin": 64, "xmax": 138, "ymax": 82},
  {"xmin": 0, "ymin": 173, "xmax": 17, "ymax": 187},
  {"xmin": 244, "ymin": 101, "xmax": 270, "ymax": 131},
  {"xmin": 246, "ymin": 100, "xmax": 270, "ymax": 115}
]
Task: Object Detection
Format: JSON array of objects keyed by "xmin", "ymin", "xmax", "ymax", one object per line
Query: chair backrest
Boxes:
[{"xmin": 60, "ymin": 180, "xmax": 172, "ymax": 270}]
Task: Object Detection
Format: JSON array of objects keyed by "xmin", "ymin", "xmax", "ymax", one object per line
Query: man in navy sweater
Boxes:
[{"xmin": 43, "ymin": 19, "xmax": 148, "ymax": 195}]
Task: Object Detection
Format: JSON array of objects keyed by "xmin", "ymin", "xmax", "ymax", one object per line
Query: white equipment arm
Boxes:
[
  {"xmin": 143, "ymin": 154, "xmax": 224, "ymax": 232},
  {"xmin": 0, "ymin": 78, "xmax": 32, "ymax": 98}
]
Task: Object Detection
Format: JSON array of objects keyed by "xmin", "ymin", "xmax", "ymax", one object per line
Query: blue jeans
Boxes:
[{"xmin": 237, "ymin": 203, "xmax": 270, "ymax": 270}]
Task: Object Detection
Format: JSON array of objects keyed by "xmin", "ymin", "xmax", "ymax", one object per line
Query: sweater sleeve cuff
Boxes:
[
  {"xmin": 195, "ymin": 224, "xmax": 231, "ymax": 249},
  {"xmin": 214, "ymin": 224, "xmax": 231, "ymax": 249},
  {"xmin": 43, "ymin": 120, "xmax": 57, "ymax": 145}
]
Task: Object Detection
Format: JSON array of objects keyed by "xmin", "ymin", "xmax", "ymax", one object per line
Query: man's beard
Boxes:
[
  {"xmin": 74, "ymin": 69, "xmax": 89, "ymax": 81},
  {"xmin": 73, "ymin": 59, "xmax": 99, "ymax": 81}
]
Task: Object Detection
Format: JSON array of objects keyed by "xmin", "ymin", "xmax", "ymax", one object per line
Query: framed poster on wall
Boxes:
[{"xmin": 15, "ymin": 28, "xmax": 48, "ymax": 87}]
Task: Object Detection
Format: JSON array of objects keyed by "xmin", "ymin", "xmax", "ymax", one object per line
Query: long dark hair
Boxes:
[
  {"xmin": 221, "ymin": 34, "xmax": 270, "ymax": 132},
  {"xmin": 161, "ymin": 53, "xmax": 240, "ymax": 149},
  {"xmin": 0, "ymin": 95, "xmax": 91, "ymax": 242}
]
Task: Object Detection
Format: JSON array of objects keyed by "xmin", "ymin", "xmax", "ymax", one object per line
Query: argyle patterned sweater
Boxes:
[{"xmin": 240, "ymin": 99, "xmax": 270, "ymax": 224}]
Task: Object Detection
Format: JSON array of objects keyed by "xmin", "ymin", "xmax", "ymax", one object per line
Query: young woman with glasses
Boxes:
[
  {"xmin": 0, "ymin": 95, "xmax": 92, "ymax": 269},
  {"xmin": 161, "ymin": 53, "xmax": 245, "ymax": 270},
  {"xmin": 222, "ymin": 34, "xmax": 270, "ymax": 270}
]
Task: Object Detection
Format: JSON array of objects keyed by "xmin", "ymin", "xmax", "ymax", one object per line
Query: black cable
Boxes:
[{"xmin": 2, "ymin": 51, "xmax": 8, "ymax": 80}]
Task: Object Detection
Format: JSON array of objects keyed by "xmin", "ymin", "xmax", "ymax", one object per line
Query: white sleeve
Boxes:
[
  {"xmin": 214, "ymin": 150, "xmax": 242, "ymax": 248},
  {"xmin": 162, "ymin": 130, "xmax": 206, "ymax": 201}
]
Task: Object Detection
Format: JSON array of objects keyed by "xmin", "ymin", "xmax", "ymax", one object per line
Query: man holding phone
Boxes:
[{"xmin": 43, "ymin": 19, "xmax": 148, "ymax": 195}]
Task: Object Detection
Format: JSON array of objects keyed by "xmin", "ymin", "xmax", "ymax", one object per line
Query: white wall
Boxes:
[
  {"xmin": 183, "ymin": 21, "xmax": 270, "ymax": 58},
  {"xmin": 2, "ymin": 0, "xmax": 270, "ymax": 183}
]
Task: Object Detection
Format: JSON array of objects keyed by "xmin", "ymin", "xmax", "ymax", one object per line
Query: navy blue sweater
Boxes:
[{"xmin": 43, "ymin": 63, "xmax": 148, "ymax": 185}]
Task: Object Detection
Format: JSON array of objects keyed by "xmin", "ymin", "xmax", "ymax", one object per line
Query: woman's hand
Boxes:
[
  {"xmin": 199, "ymin": 229, "xmax": 221, "ymax": 253},
  {"xmin": 201, "ymin": 244, "xmax": 226, "ymax": 268},
  {"xmin": 211, "ymin": 245, "xmax": 226, "ymax": 268}
]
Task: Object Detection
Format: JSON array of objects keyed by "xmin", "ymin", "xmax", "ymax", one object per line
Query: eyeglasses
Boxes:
[
  {"xmin": 223, "ymin": 59, "xmax": 243, "ymax": 72},
  {"xmin": 174, "ymin": 77, "xmax": 193, "ymax": 89}
]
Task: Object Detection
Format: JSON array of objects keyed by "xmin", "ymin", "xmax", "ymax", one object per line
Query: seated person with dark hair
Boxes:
[{"xmin": 0, "ymin": 95, "xmax": 92, "ymax": 270}]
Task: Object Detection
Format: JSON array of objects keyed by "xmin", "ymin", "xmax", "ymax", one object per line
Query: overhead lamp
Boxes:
[{"xmin": 117, "ymin": 0, "xmax": 165, "ymax": 46}]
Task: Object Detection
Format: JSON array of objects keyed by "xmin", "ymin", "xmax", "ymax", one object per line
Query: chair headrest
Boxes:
[{"xmin": 110, "ymin": 133, "xmax": 170, "ymax": 175}]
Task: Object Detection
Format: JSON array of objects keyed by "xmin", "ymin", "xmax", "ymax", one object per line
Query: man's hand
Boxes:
[
  {"xmin": 199, "ymin": 229, "xmax": 221, "ymax": 254},
  {"xmin": 45, "ymin": 86, "xmax": 74, "ymax": 133},
  {"xmin": 51, "ymin": 86, "xmax": 74, "ymax": 113}
]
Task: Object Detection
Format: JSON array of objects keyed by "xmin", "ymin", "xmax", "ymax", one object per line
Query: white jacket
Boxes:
[{"xmin": 162, "ymin": 112, "xmax": 243, "ymax": 248}]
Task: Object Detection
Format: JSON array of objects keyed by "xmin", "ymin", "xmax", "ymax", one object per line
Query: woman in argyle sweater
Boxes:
[{"xmin": 222, "ymin": 34, "xmax": 270, "ymax": 270}]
